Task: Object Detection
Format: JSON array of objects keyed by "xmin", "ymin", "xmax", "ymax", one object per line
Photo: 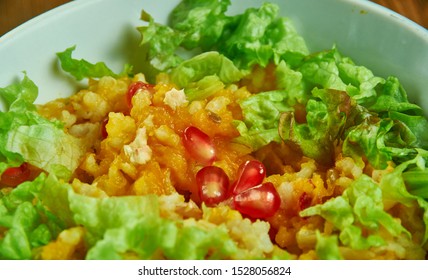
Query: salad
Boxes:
[{"xmin": 1, "ymin": 0, "xmax": 428, "ymax": 260}]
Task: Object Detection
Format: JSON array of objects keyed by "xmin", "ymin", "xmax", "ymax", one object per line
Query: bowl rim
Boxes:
[
  {"xmin": 1, "ymin": 0, "xmax": 427, "ymax": 109},
  {"xmin": 1, "ymin": 0, "xmax": 427, "ymax": 42},
  {"xmin": 354, "ymin": 0, "xmax": 428, "ymax": 38}
]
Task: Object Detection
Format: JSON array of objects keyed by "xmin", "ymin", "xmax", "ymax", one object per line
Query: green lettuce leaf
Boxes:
[
  {"xmin": 402, "ymin": 169, "xmax": 428, "ymax": 199},
  {"xmin": 170, "ymin": 51, "xmax": 243, "ymax": 89},
  {"xmin": 275, "ymin": 60, "xmax": 307, "ymax": 105},
  {"xmin": 234, "ymin": 90, "xmax": 291, "ymax": 149},
  {"xmin": 340, "ymin": 72, "xmax": 428, "ymax": 169},
  {"xmin": 279, "ymin": 88, "xmax": 352, "ymax": 165},
  {"xmin": 38, "ymin": 175, "xmax": 272, "ymax": 260},
  {"xmin": 169, "ymin": 0, "xmax": 231, "ymax": 50},
  {"xmin": 378, "ymin": 152, "xmax": 428, "ymax": 243},
  {"xmin": 57, "ymin": 46, "xmax": 132, "ymax": 81},
  {"xmin": 138, "ymin": 0, "xmax": 232, "ymax": 75},
  {"xmin": 301, "ymin": 174, "xmax": 410, "ymax": 251},
  {"xmin": 315, "ymin": 231, "xmax": 342, "ymax": 260},
  {"xmin": 298, "ymin": 48, "xmax": 347, "ymax": 92},
  {"xmin": 85, "ymin": 217, "xmax": 238, "ymax": 260},
  {"xmin": 0, "ymin": 174, "xmax": 63, "ymax": 260},
  {"xmin": 6, "ymin": 124, "xmax": 83, "ymax": 180},
  {"xmin": 183, "ymin": 75, "xmax": 225, "ymax": 102},
  {"xmin": 343, "ymin": 111, "xmax": 428, "ymax": 169},
  {"xmin": 137, "ymin": 11, "xmax": 184, "ymax": 73},
  {"xmin": 217, "ymin": 2, "xmax": 307, "ymax": 69},
  {"xmin": 367, "ymin": 76, "xmax": 422, "ymax": 114},
  {"xmin": 0, "ymin": 75, "xmax": 38, "ymax": 169},
  {"xmin": 139, "ymin": 1, "xmax": 308, "ymax": 73},
  {"xmin": 0, "ymin": 73, "xmax": 37, "ymax": 112},
  {"xmin": 0, "ymin": 75, "xmax": 84, "ymax": 178},
  {"xmin": 67, "ymin": 191, "xmax": 239, "ymax": 260}
]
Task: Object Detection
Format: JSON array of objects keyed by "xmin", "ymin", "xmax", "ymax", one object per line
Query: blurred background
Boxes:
[{"xmin": 0, "ymin": 0, "xmax": 427, "ymax": 37}]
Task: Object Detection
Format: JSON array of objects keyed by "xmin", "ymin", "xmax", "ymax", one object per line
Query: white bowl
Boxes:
[{"xmin": 1, "ymin": 0, "xmax": 427, "ymax": 113}]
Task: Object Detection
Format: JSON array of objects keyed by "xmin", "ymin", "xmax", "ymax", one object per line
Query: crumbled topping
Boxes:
[
  {"xmin": 123, "ymin": 127, "xmax": 152, "ymax": 165},
  {"xmin": 163, "ymin": 88, "xmax": 188, "ymax": 110}
]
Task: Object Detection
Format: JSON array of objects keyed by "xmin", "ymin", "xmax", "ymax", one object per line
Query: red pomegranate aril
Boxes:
[
  {"xmin": 196, "ymin": 166, "xmax": 229, "ymax": 206},
  {"xmin": 182, "ymin": 126, "xmax": 216, "ymax": 165},
  {"xmin": 298, "ymin": 191, "xmax": 312, "ymax": 210},
  {"xmin": 1, "ymin": 163, "xmax": 31, "ymax": 187},
  {"xmin": 126, "ymin": 81, "xmax": 154, "ymax": 108},
  {"xmin": 233, "ymin": 182, "xmax": 281, "ymax": 219},
  {"xmin": 232, "ymin": 160, "xmax": 266, "ymax": 195},
  {"xmin": 101, "ymin": 118, "xmax": 109, "ymax": 139}
]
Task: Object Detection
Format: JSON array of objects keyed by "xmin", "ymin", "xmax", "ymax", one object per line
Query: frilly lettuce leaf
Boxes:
[
  {"xmin": 298, "ymin": 47, "xmax": 384, "ymax": 105},
  {"xmin": 275, "ymin": 60, "xmax": 307, "ymax": 105},
  {"xmin": 170, "ymin": 51, "xmax": 243, "ymax": 89},
  {"xmin": 57, "ymin": 46, "xmax": 132, "ymax": 81},
  {"xmin": 0, "ymin": 174, "xmax": 63, "ymax": 259},
  {"xmin": 138, "ymin": 0, "xmax": 232, "ymax": 74},
  {"xmin": 367, "ymin": 76, "xmax": 422, "ymax": 114},
  {"xmin": 85, "ymin": 217, "xmax": 238, "ymax": 260},
  {"xmin": 0, "ymin": 73, "xmax": 37, "ymax": 112},
  {"xmin": 183, "ymin": 75, "xmax": 225, "ymax": 102},
  {"xmin": 236, "ymin": 46, "xmax": 428, "ymax": 171},
  {"xmin": 33, "ymin": 174, "xmax": 282, "ymax": 260},
  {"xmin": 0, "ymin": 76, "xmax": 83, "ymax": 178},
  {"xmin": 315, "ymin": 231, "xmax": 342, "ymax": 260},
  {"xmin": 217, "ymin": 2, "xmax": 308, "ymax": 69},
  {"xmin": 234, "ymin": 90, "xmax": 291, "ymax": 149},
  {"xmin": 302, "ymin": 153, "xmax": 428, "ymax": 258},
  {"xmin": 278, "ymin": 88, "xmax": 352, "ymax": 165},
  {"xmin": 301, "ymin": 174, "xmax": 411, "ymax": 253},
  {"xmin": 65, "ymin": 188, "xmax": 239, "ymax": 260},
  {"xmin": 0, "ymin": 74, "xmax": 84, "ymax": 179},
  {"xmin": 379, "ymin": 152, "xmax": 428, "ymax": 243},
  {"xmin": 6, "ymin": 124, "xmax": 83, "ymax": 180},
  {"xmin": 169, "ymin": 0, "xmax": 231, "ymax": 50},
  {"xmin": 139, "ymin": 1, "xmax": 308, "ymax": 73},
  {"xmin": 343, "ymin": 109, "xmax": 428, "ymax": 169},
  {"xmin": 2, "ymin": 173, "xmax": 269, "ymax": 259},
  {"xmin": 138, "ymin": 11, "xmax": 184, "ymax": 73}
]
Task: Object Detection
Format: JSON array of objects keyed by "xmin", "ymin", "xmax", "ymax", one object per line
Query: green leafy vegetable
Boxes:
[
  {"xmin": 234, "ymin": 90, "xmax": 291, "ymax": 149},
  {"xmin": 315, "ymin": 231, "xmax": 343, "ymax": 260},
  {"xmin": 183, "ymin": 75, "xmax": 225, "ymax": 102},
  {"xmin": 57, "ymin": 46, "xmax": 132, "ymax": 81},
  {"xmin": 0, "ymin": 73, "xmax": 37, "ymax": 111},
  {"xmin": 138, "ymin": 1, "xmax": 308, "ymax": 73},
  {"xmin": 170, "ymin": 51, "xmax": 243, "ymax": 89},
  {"xmin": 6, "ymin": 124, "xmax": 83, "ymax": 180},
  {"xmin": 0, "ymin": 174, "xmax": 64, "ymax": 260},
  {"xmin": 0, "ymin": 74, "xmax": 84, "ymax": 178},
  {"xmin": 279, "ymin": 88, "xmax": 352, "ymax": 165},
  {"xmin": 138, "ymin": 12, "xmax": 184, "ymax": 73},
  {"xmin": 169, "ymin": 0, "xmax": 231, "ymax": 50},
  {"xmin": 38, "ymin": 175, "xmax": 277, "ymax": 260},
  {"xmin": 233, "ymin": 45, "xmax": 428, "ymax": 171},
  {"xmin": 378, "ymin": 152, "xmax": 428, "ymax": 243},
  {"xmin": 367, "ymin": 76, "xmax": 422, "ymax": 114},
  {"xmin": 301, "ymin": 174, "xmax": 410, "ymax": 251}
]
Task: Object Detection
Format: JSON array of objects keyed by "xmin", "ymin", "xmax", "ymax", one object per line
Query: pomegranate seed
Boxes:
[
  {"xmin": 1, "ymin": 163, "xmax": 31, "ymax": 187},
  {"xmin": 231, "ymin": 160, "xmax": 266, "ymax": 195},
  {"xmin": 196, "ymin": 166, "xmax": 229, "ymax": 206},
  {"xmin": 298, "ymin": 192, "xmax": 312, "ymax": 210},
  {"xmin": 233, "ymin": 182, "xmax": 281, "ymax": 219},
  {"xmin": 126, "ymin": 81, "xmax": 154, "ymax": 108},
  {"xmin": 101, "ymin": 118, "xmax": 108, "ymax": 139},
  {"xmin": 182, "ymin": 126, "xmax": 216, "ymax": 165}
]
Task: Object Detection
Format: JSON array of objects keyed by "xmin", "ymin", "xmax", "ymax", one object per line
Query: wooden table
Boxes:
[
  {"xmin": 373, "ymin": 0, "xmax": 428, "ymax": 28},
  {"xmin": 0, "ymin": 0, "xmax": 426, "ymax": 37},
  {"xmin": 0, "ymin": 0, "xmax": 72, "ymax": 36}
]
